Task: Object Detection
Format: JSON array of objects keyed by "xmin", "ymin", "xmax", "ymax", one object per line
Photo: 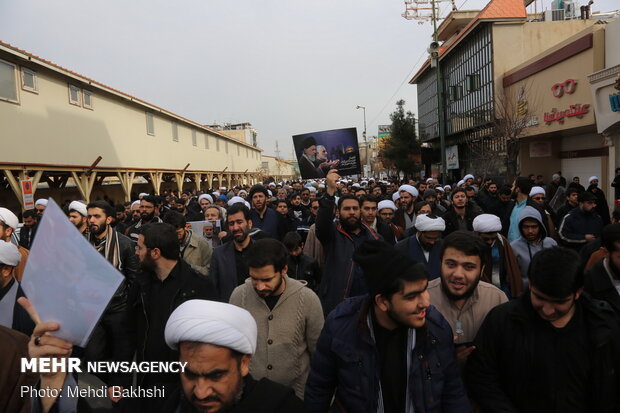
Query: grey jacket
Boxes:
[{"xmin": 510, "ymin": 206, "xmax": 557, "ymax": 280}]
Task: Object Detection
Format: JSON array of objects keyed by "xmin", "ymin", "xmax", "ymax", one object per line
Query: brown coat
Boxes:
[
  {"xmin": 481, "ymin": 234, "xmax": 523, "ymax": 298},
  {"xmin": 0, "ymin": 326, "xmax": 38, "ymax": 413}
]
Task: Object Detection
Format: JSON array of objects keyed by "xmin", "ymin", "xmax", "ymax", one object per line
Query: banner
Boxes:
[
  {"xmin": 378, "ymin": 125, "xmax": 391, "ymax": 149},
  {"xmin": 21, "ymin": 178, "xmax": 34, "ymax": 210},
  {"xmin": 446, "ymin": 145, "xmax": 459, "ymax": 170},
  {"xmin": 292, "ymin": 127, "xmax": 361, "ymax": 179},
  {"xmin": 21, "ymin": 199, "xmax": 123, "ymax": 346}
]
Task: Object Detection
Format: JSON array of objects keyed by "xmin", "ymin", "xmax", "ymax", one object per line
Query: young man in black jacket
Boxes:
[
  {"xmin": 466, "ymin": 247, "xmax": 620, "ymax": 412},
  {"xmin": 133, "ymin": 223, "xmax": 219, "ymax": 411}
]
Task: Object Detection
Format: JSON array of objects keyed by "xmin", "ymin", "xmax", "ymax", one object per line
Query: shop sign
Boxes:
[
  {"xmin": 610, "ymin": 93, "xmax": 620, "ymax": 112},
  {"xmin": 543, "ymin": 104, "xmax": 589, "ymax": 124},
  {"xmin": 446, "ymin": 145, "xmax": 459, "ymax": 170},
  {"xmin": 551, "ymin": 79, "xmax": 577, "ymax": 98}
]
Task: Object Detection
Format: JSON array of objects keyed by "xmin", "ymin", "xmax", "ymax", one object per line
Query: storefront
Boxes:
[
  {"xmin": 502, "ymin": 24, "xmax": 607, "ymax": 189},
  {"xmin": 588, "ymin": 19, "xmax": 620, "ymax": 201}
]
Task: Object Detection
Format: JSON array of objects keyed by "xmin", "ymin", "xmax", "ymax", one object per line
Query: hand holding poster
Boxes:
[
  {"xmin": 293, "ymin": 127, "xmax": 361, "ymax": 179},
  {"xmin": 20, "ymin": 199, "xmax": 124, "ymax": 347}
]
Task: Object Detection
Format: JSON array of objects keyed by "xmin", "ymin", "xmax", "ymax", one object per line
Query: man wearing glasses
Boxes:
[{"xmin": 126, "ymin": 195, "xmax": 163, "ymax": 242}]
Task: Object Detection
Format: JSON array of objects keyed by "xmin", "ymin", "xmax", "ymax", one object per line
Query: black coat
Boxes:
[
  {"xmin": 465, "ymin": 293, "xmax": 620, "ymax": 412},
  {"xmin": 287, "ymin": 253, "xmax": 321, "ymax": 290},
  {"xmin": 441, "ymin": 204, "xmax": 480, "ymax": 236},
  {"xmin": 585, "ymin": 259, "xmax": 620, "ymax": 316},
  {"xmin": 558, "ymin": 207, "xmax": 603, "ymax": 250},
  {"xmin": 135, "ymin": 260, "xmax": 219, "ymax": 377}
]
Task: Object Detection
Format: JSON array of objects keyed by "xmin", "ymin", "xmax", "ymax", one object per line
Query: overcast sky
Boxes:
[{"xmin": 1, "ymin": 0, "xmax": 617, "ymax": 158}]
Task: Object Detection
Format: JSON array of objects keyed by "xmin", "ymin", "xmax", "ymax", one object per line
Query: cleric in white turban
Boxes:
[
  {"xmin": 165, "ymin": 299, "xmax": 257, "ymax": 354},
  {"xmin": 529, "ymin": 186, "xmax": 545, "ymax": 197},
  {"xmin": 163, "ymin": 300, "xmax": 304, "ymax": 412},
  {"xmin": 68, "ymin": 200, "xmax": 87, "ymax": 217},
  {"xmin": 34, "ymin": 199, "xmax": 48, "ymax": 207},
  {"xmin": 414, "ymin": 214, "xmax": 446, "ymax": 233},
  {"xmin": 378, "ymin": 200, "xmax": 397, "ymax": 212},
  {"xmin": 398, "ymin": 184, "xmax": 419, "ymax": 199},
  {"xmin": 473, "ymin": 214, "xmax": 502, "ymax": 233}
]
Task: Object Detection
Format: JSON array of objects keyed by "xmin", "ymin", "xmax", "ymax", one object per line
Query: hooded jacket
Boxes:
[{"xmin": 510, "ymin": 206, "xmax": 557, "ymax": 280}]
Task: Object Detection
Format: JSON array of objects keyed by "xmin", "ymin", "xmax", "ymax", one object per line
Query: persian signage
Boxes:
[{"xmin": 544, "ymin": 104, "xmax": 589, "ymax": 124}]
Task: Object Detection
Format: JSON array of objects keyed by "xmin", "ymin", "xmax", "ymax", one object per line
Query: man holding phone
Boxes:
[{"xmin": 427, "ymin": 231, "xmax": 508, "ymax": 363}]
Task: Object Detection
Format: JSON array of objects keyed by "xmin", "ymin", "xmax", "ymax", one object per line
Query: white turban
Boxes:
[
  {"xmin": 199, "ymin": 194, "xmax": 213, "ymax": 204},
  {"xmin": 318, "ymin": 184, "xmax": 325, "ymax": 189},
  {"xmin": 131, "ymin": 200, "xmax": 140, "ymax": 207},
  {"xmin": 308, "ymin": 186, "xmax": 317, "ymax": 193},
  {"xmin": 414, "ymin": 214, "xmax": 445, "ymax": 232},
  {"xmin": 238, "ymin": 190, "xmax": 248, "ymax": 196},
  {"xmin": 473, "ymin": 214, "xmax": 502, "ymax": 233},
  {"xmin": 138, "ymin": 192, "xmax": 149, "ymax": 198},
  {"xmin": 35, "ymin": 199, "xmax": 48, "ymax": 207},
  {"xmin": 529, "ymin": 186, "xmax": 545, "ymax": 197},
  {"xmin": 212, "ymin": 191, "xmax": 220, "ymax": 197},
  {"xmin": 444, "ymin": 185, "xmax": 451, "ymax": 190},
  {"xmin": 165, "ymin": 300, "xmax": 257, "ymax": 354},
  {"xmin": 268, "ymin": 182, "xmax": 276, "ymax": 187},
  {"xmin": 457, "ymin": 180, "xmax": 465, "ymax": 187},
  {"xmin": 589, "ymin": 176, "xmax": 598, "ymax": 184},
  {"xmin": 377, "ymin": 200, "xmax": 397, "ymax": 212},
  {"xmin": 435, "ymin": 186, "xmax": 444, "ymax": 193},
  {"xmin": 227, "ymin": 196, "xmax": 246, "ymax": 206},
  {"xmin": 463, "ymin": 174, "xmax": 474, "ymax": 181},
  {"xmin": 426, "ymin": 178, "xmax": 433, "ymax": 183},
  {"xmin": 0, "ymin": 207, "xmax": 19, "ymax": 230},
  {"xmin": 398, "ymin": 184, "xmax": 419, "ymax": 198},
  {"xmin": 219, "ymin": 186, "xmax": 227, "ymax": 191},
  {"xmin": 352, "ymin": 183, "xmax": 361, "ymax": 189},
  {"xmin": 392, "ymin": 192, "xmax": 401, "ymax": 202},
  {"xmin": 0, "ymin": 240, "xmax": 21, "ymax": 266},
  {"xmin": 68, "ymin": 201, "xmax": 87, "ymax": 217}
]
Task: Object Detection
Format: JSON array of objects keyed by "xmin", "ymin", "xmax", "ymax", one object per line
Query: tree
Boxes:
[
  {"xmin": 380, "ymin": 99, "xmax": 422, "ymax": 178},
  {"xmin": 465, "ymin": 83, "xmax": 537, "ymax": 183}
]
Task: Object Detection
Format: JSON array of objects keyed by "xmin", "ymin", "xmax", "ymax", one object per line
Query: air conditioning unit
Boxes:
[{"xmin": 544, "ymin": 9, "xmax": 565, "ymax": 21}]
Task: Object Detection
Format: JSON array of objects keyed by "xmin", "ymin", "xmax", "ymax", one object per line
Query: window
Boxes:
[
  {"xmin": 0, "ymin": 59, "xmax": 19, "ymax": 103},
  {"xmin": 82, "ymin": 90, "xmax": 93, "ymax": 109},
  {"xmin": 262, "ymin": 162, "xmax": 269, "ymax": 169},
  {"xmin": 216, "ymin": 138, "xmax": 220, "ymax": 151},
  {"xmin": 21, "ymin": 68, "xmax": 38, "ymax": 93},
  {"xmin": 466, "ymin": 74, "xmax": 481, "ymax": 93},
  {"xmin": 192, "ymin": 130, "xmax": 197, "ymax": 146},
  {"xmin": 68, "ymin": 84, "xmax": 81, "ymax": 106},
  {"xmin": 172, "ymin": 121, "xmax": 179, "ymax": 142},
  {"xmin": 146, "ymin": 112, "xmax": 155, "ymax": 135},
  {"xmin": 225, "ymin": 141, "xmax": 229, "ymax": 154},
  {"xmin": 449, "ymin": 85, "xmax": 463, "ymax": 102},
  {"xmin": 237, "ymin": 145, "xmax": 240, "ymax": 156},
  {"xmin": 246, "ymin": 148, "xmax": 248, "ymax": 157},
  {"xmin": 204, "ymin": 133, "xmax": 209, "ymax": 149}
]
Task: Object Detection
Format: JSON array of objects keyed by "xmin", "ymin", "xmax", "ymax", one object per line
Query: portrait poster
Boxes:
[{"xmin": 292, "ymin": 127, "xmax": 362, "ymax": 179}]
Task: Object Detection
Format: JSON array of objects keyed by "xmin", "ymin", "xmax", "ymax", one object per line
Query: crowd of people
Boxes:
[{"xmin": 1, "ymin": 168, "xmax": 620, "ymax": 413}]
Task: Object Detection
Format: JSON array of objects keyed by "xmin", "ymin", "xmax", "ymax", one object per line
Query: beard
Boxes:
[
  {"xmin": 141, "ymin": 211, "xmax": 155, "ymax": 222},
  {"xmin": 183, "ymin": 375, "xmax": 244, "ymax": 413},
  {"xmin": 340, "ymin": 216, "xmax": 360, "ymax": 233},
  {"xmin": 140, "ymin": 254, "xmax": 156, "ymax": 271},
  {"xmin": 90, "ymin": 222, "xmax": 107, "ymax": 237},
  {"xmin": 305, "ymin": 152, "xmax": 317, "ymax": 162},
  {"xmin": 440, "ymin": 275, "xmax": 480, "ymax": 302}
]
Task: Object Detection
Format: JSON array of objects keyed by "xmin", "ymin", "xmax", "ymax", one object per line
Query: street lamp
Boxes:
[{"xmin": 356, "ymin": 105, "xmax": 370, "ymax": 177}]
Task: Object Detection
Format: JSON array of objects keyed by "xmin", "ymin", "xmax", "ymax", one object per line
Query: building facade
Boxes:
[
  {"xmin": 0, "ymin": 41, "xmax": 263, "ymax": 210},
  {"xmin": 411, "ymin": 0, "xmax": 603, "ymax": 182}
]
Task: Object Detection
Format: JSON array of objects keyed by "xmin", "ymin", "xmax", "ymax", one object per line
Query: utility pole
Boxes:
[
  {"xmin": 356, "ymin": 105, "xmax": 370, "ymax": 177},
  {"xmin": 402, "ymin": 0, "xmax": 453, "ymax": 181}
]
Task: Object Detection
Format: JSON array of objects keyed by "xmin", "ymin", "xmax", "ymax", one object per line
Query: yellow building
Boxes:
[
  {"xmin": 260, "ymin": 156, "xmax": 297, "ymax": 181},
  {"xmin": 0, "ymin": 41, "xmax": 263, "ymax": 209}
]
